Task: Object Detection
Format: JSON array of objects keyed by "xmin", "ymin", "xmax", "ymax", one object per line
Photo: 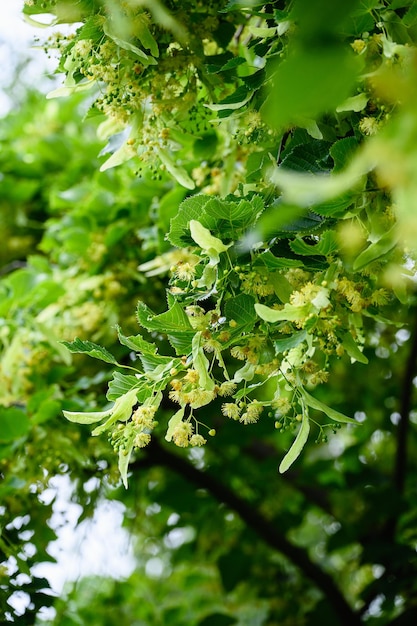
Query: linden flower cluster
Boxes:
[
  {"xmin": 272, "ymin": 397, "xmax": 292, "ymax": 416},
  {"xmin": 132, "ymin": 405, "xmax": 158, "ymax": 430},
  {"xmin": 231, "ymin": 335, "xmax": 269, "ymax": 364},
  {"xmin": 25, "ymin": 0, "xmax": 56, "ymax": 6},
  {"xmin": 45, "ymin": 21, "xmax": 218, "ymax": 170},
  {"xmin": 359, "ymin": 117, "xmax": 380, "ymax": 136},
  {"xmin": 168, "ymin": 367, "xmax": 236, "ymax": 409},
  {"xmin": 221, "ymin": 400, "xmax": 263, "ymax": 424},
  {"xmin": 239, "ymin": 270, "xmax": 275, "ymax": 297},
  {"xmin": 169, "ymin": 371, "xmax": 215, "ymax": 408},
  {"xmin": 0, "ymin": 332, "xmax": 52, "ymax": 405},
  {"xmin": 110, "ymin": 404, "xmax": 158, "ymax": 453},
  {"xmin": 139, "ymin": 249, "xmax": 200, "ymax": 278},
  {"xmin": 285, "ymin": 268, "xmax": 312, "ymax": 289},
  {"xmin": 335, "ymin": 278, "xmax": 366, "ymax": 313},
  {"xmin": 171, "ymin": 421, "xmax": 207, "ymax": 448}
]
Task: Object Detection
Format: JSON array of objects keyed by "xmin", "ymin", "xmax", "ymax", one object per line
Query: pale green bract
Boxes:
[
  {"xmin": 165, "ymin": 407, "xmax": 185, "ymax": 442},
  {"xmin": 63, "ymin": 388, "xmax": 138, "ymax": 433},
  {"xmin": 279, "ymin": 411, "xmax": 310, "ymax": 474},
  {"xmin": 301, "ymin": 389, "xmax": 358, "ymax": 425},
  {"xmin": 189, "ymin": 220, "xmax": 231, "ymax": 256}
]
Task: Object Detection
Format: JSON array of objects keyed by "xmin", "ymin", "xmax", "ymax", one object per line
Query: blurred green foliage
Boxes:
[{"xmin": 1, "ymin": 1, "xmax": 417, "ymax": 624}]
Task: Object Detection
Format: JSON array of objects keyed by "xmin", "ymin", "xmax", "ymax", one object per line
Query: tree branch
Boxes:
[
  {"xmin": 243, "ymin": 440, "xmax": 333, "ymax": 515},
  {"xmin": 136, "ymin": 439, "xmax": 363, "ymax": 626},
  {"xmin": 394, "ymin": 308, "xmax": 417, "ymax": 495},
  {"xmin": 357, "ymin": 309, "xmax": 417, "ymax": 620}
]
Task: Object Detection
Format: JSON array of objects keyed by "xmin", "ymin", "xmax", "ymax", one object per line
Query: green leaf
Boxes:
[
  {"xmin": 289, "ymin": 231, "xmax": 339, "ymax": 257},
  {"xmin": 263, "ymin": 46, "xmax": 361, "ymax": 128},
  {"xmin": 137, "ymin": 301, "xmax": 192, "ymax": 334},
  {"xmin": 336, "ymin": 93, "xmax": 368, "ymax": 112},
  {"xmin": 301, "ymin": 389, "xmax": 358, "ymax": 424},
  {"xmin": 203, "ymin": 195, "xmax": 264, "ymax": 236},
  {"xmin": 219, "ymin": 56, "xmax": 246, "ymax": 71},
  {"xmin": 353, "ymin": 226, "xmax": 398, "ymax": 271},
  {"xmin": 107, "ymin": 372, "xmax": 143, "ymax": 401},
  {"xmin": 165, "ymin": 407, "xmax": 185, "ymax": 442},
  {"xmin": 103, "ymin": 20, "xmax": 157, "ymax": 65},
  {"xmin": 0, "ymin": 407, "xmax": 30, "ymax": 442},
  {"xmin": 280, "ymin": 141, "xmax": 331, "ymax": 173},
  {"xmin": 60, "ymin": 338, "xmax": 119, "ymax": 365},
  {"xmin": 311, "ymin": 194, "xmax": 354, "ymax": 217},
  {"xmin": 74, "ymin": 16, "xmax": 104, "ymax": 43},
  {"xmin": 253, "ymin": 250, "xmax": 303, "ymax": 270},
  {"xmin": 205, "ymin": 85, "xmax": 253, "ymax": 111},
  {"xmin": 330, "ymin": 137, "xmax": 359, "ymax": 171},
  {"xmin": 168, "ymin": 195, "xmax": 212, "ymax": 247},
  {"xmin": 403, "ymin": 1, "xmax": 417, "ymax": 27},
  {"xmin": 279, "ymin": 412, "xmax": 310, "ymax": 473},
  {"xmin": 116, "ymin": 325, "xmax": 157, "ymax": 355},
  {"xmin": 224, "ymin": 294, "xmax": 257, "ymax": 331},
  {"xmin": 137, "ymin": 301, "xmax": 194, "ymax": 355},
  {"xmin": 342, "ymin": 333, "xmax": 369, "ymax": 364},
  {"xmin": 274, "ymin": 331, "xmax": 307, "ymax": 353}
]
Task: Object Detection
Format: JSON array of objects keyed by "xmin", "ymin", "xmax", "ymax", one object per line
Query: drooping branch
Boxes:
[{"xmin": 136, "ymin": 439, "xmax": 363, "ymax": 626}]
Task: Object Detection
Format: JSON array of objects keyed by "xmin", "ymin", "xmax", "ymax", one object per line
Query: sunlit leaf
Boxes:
[{"xmin": 60, "ymin": 338, "xmax": 119, "ymax": 365}]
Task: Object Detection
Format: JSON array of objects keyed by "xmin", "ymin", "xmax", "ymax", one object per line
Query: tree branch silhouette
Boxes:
[
  {"xmin": 135, "ymin": 439, "xmax": 363, "ymax": 626},
  {"xmin": 394, "ymin": 308, "xmax": 417, "ymax": 495}
]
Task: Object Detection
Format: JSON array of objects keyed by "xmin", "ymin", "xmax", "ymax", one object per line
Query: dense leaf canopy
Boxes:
[{"xmin": 1, "ymin": 1, "xmax": 417, "ymax": 624}]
